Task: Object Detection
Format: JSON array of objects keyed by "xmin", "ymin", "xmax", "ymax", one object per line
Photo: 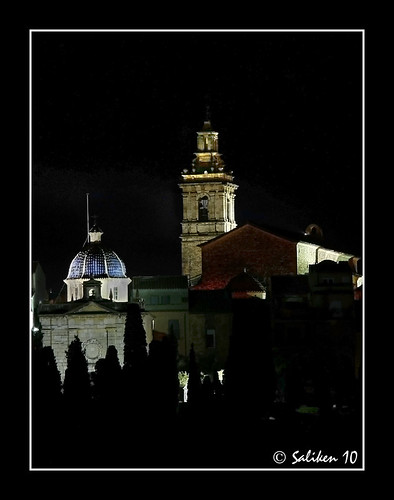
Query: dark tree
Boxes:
[
  {"xmin": 105, "ymin": 344, "xmax": 122, "ymax": 378},
  {"xmin": 32, "ymin": 345, "xmax": 62, "ymax": 406},
  {"xmin": 31, "ymin": 345, "xmax": 63, "ymax": 467},
  {"xmin": 92, "ymin": 358, "xmax": 107, "ymax": 402},
  {"xmin": 63, "ymin": 335, "xmax": 91, "ymax": 408},
  {"xmin": 224, "ymin": 298, "xmax": 276, "ymax": 419},
  {"xmin": 123, "ymin": 303, "xmax": 148, "ymax": 370},
  {"xmin": 93, "ymin": 345, "xmax": 122, "ymax": 404},
  {"xmin": 122, "ymin": 303, "xmax": 148, "ymax": 420},
  {"xmin": 147, "ymin": 332, "xmax": 179, "ymax": 423}
]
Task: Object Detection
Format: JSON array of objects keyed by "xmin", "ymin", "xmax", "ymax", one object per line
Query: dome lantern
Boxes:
[{"xmin": 88, "ymin": 223, "xmax": 104, "ymax": 243}]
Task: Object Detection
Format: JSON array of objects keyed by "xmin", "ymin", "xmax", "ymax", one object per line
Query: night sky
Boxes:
[{"xmin": 31, "ymin": 30, "xmax": 363, "ymax": 296}]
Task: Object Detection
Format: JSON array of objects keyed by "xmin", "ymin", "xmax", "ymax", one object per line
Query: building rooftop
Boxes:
[{"xmin": 132, "ymin": 275, "xmax": 189, "ymax": 290}]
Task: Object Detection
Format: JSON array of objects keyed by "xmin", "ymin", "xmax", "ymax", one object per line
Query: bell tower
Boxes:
[{"xmin": 179, "ymin": 113, "xmax": 238, "ymax": 279}]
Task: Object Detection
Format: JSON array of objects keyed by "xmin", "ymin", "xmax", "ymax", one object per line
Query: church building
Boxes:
[{"xmin": 38, "ymin": 224, "xmax": 153, "ymax": 380}]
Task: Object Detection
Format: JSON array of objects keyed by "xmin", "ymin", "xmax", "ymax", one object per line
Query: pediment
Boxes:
[{"xmin": 67, "ymin": 300, "xmax": 118, "ymax": 315}]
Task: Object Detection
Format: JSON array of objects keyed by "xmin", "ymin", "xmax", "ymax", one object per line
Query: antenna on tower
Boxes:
[
  {"xmin": 205, "ymin": 104, "xmax": 211, "ymax": 122},
  {"xmin": 86, "ymin": 193, "xmax": 90, "ymax": 242}
]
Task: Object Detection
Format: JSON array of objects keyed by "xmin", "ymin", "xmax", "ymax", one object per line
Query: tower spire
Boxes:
[{"xmin": 203, "ymin": 105, "xmax": 212, "ymax": 131}]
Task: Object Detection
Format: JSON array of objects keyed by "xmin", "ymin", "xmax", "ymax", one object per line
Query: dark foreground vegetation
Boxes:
[{"xmin": 31, "ymin": 301, "xmax": 362, "ymax": 469}]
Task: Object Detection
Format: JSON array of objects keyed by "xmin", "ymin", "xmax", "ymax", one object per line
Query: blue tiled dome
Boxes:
[{"xmin": 66, "ymin": 225, "xmax": 128, "ymax": 279}]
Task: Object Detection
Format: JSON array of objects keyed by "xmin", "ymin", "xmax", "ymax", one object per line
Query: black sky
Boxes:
[{"xmin": 31, "ymin": 30, "xmax": 363, "ymax": 295}]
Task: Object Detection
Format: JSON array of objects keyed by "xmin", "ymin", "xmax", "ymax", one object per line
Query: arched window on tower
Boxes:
[{"xmin": 199, "ymin": 196, "xmax": 209, "ymax": 221}]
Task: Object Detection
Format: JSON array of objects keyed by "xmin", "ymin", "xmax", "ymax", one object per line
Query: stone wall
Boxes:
[{"xmin": 40, "ymin": 311, "xmax": 127, "ymax": 380}]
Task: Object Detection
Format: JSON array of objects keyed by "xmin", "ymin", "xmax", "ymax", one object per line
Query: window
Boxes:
[
  {"xmin": 199, "ymin": 196, "xmax": 209, "ymax": 221},
  {"xmin": 206, "ymin": 328, "xmax": 216, "ymax": 348},
  {"xmin": 113, "ymin": 287, "xmax": 118, "ymax": 300},
  {"xmin": 168, "ymin": 319, "xmax": 180, "ymax": 339}
]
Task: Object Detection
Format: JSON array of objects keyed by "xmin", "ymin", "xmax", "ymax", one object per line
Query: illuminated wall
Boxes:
[
  {"xmin": 296, "ymin": 241, "xmax": 355, "ymax": 275},
  {"xmin": 130, "ymin": 275, "xmax": 189, "ymax": 359},
  {"xmin": 39, "ymin": 302, "xmax": 153, "ymax": 380},
  {"xmin": 64, "ymin": 276, "xmax": 131, "ymax": 302}
]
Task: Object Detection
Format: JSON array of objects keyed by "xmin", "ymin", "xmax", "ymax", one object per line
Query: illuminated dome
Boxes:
[{"xmin": 66, "ymin": 224, "xmax": 127, "ymax": 279}]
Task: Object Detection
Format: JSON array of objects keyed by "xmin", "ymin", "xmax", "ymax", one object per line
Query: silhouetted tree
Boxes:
[
  {"xmin": 147, "ymin": 332, "xmax": 179, "ymax": 423},
  {"xmin": 105, "ymin": 344, "xmax": 122, "ymax": 379},
  {"xmin": 93, "ymin": 345, "xmax": 122, "ymax": 405},
  {"xmin": 32, "ymin": 345, "xmax": 62, "ymax": 407},
  {"xmin": 59, "ymin": 336, "xmax": 92, "ymax": 465},
  {"xmin": 224, "ymin": 298, "xmax": 276, "ymax": 419},
  {"xmin": 92, "ymin": 358, "xmax": 106, "ymax": 402},
  {"xmin": 123, "ymin": 303, "xmax": 148, "ymax": 370},
  {"xmin": 31, "ymin": 345, "xmax": 62, "ymax": 467},
  {"xmin": 122, "ymin": 303, "xmax": 148, "ymax": 420},
  {"xmin": 63, "ymin": 335, "xmax": 91, "ymax": 408}
]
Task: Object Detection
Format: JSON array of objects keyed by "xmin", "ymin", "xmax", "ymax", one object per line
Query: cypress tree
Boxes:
[
  {"xmin": 123, "ymin": 303, "xmax": 147, "ymax": 370},
  {"xmin": 93, "ymin": 345, "xmax": 122, "ymax": 404},
  {"xmin": 122, "ymin": 303, "xmax": 148, "ymax": 421},
  {"xmin": 63, "ymin": 335, "xmax": 91, "ymax": 408}
]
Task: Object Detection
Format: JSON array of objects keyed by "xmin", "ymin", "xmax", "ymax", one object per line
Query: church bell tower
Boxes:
[{"xmin": 179, "ymin": 113, "xmax": 238, "ymax": 279}]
